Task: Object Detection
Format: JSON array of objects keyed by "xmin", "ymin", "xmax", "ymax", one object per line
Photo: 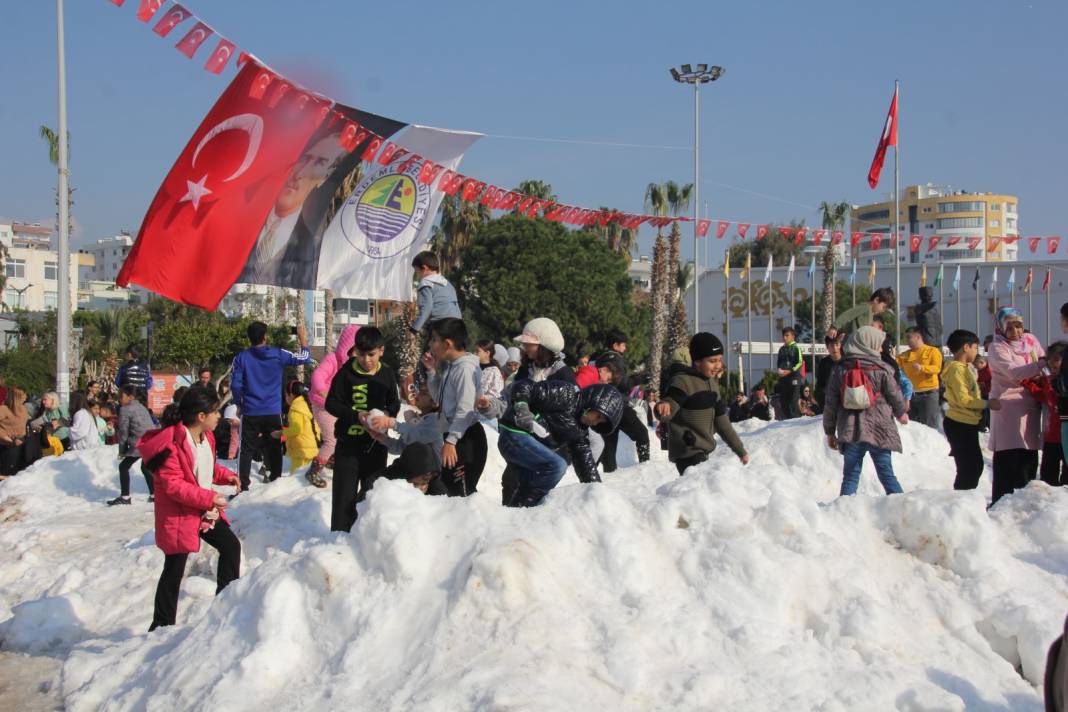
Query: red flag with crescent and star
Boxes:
[
  {"xmin": 116, "ymin": 61, "xmax": 329, "ymax": 309},
  {"xmin": 696, "ymin": 220, "xmax": 711, "ymax": 237},
  {"xmin": 175, "ymin": 21, "xmax": 213, "ymax": 59},
  {"xmin": 152, "ymin": 3, "xmax": 191, "ymax": 36},
  {"xmin": 867, "ymin": 86, "xmax": 898, "ymax": 189},
  {"xmin": 136, "ymin": 0, "xmax": 165, "ymax": 22},
  {"xmin": 204, "ymin": 38, "xmax": 236, "ymax": 74},
  {"xmin": 1050, "ymin": 237, "xmax": 1062, "ymax": 255},
  {"xmin": 737, "ymin": 223, "xmax": 750, "ymax": 239}
]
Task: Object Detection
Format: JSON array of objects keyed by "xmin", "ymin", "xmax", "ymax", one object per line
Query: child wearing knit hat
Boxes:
[{"xmin": 656, "ymin": 332, "xmax": 749, "ymax": 476}]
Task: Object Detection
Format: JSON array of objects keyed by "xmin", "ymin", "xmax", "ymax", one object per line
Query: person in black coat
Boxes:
[
  {"xmin": 915, "ymin": 286, "xmax": 944, "ymax": 348},
  {"xmin": 480, "ymin": 382, "xmax": 624, "ymax": 506},
  {"xmin": 815, "ymin": 334, "xmax": 844, "ymax": 411},
  {"xmin": 114, "ymin": 345, "xmax": 153, "ymax": 402},
  {"xmin": 593, "ymin": 350, "xmax": 650, "ymax": 471}
]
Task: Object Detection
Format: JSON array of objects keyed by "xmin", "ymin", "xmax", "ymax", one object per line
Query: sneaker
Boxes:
[
  {"xmin": 304, "ymin": 460, "xmax": 327, "ymax": 489},
  {"xmin": 107, "ymin": 496, "xmax": 132, "ymax": 506}
]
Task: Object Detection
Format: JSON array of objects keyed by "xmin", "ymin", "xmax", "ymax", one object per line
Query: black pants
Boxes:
[
  {"xmin": 150, "ymin": 519, "xmax": 240, "ymax": 631},
  {"xmin": 119, "ymin": 456, "xmax": 154, "ymax": 497},
  {"xmin": 440, "ymin": 423, "xmax": 488, "ymax": 497},
  {"xmin": 911, "ymin": 390, "xmax": 941, "ymax": 429},
  {"xmin": 944, "ymin": 417, "xmax": 984, "ymax": 490},
  {"xmin": 238, "ymin": 414, "xmax": 283, "ymax": 491},
  {"xmin": 992, "ymin": 448, "xmax": 1039, "ymax": 505},
  {"xmin": 777, "ymin": 378, "xmax": 801, "ymax": 420},
  {"xmin": 675, "ymin": 452, "xmax": 709, "ymax": 476},
  {"xmin": 0, "ymin": 438, "xmax": 40, "ymax": 477},
  {"xmin": 601, "ymin": 406, "xmax": 650, "ymax": 473},
  {"xmin": 332, "ymin": 445, "xmax": 388, "ymax": 533},
  {"xmin": 1040, "ymin": 442, "xmax": 1068, "ymax": 487}
]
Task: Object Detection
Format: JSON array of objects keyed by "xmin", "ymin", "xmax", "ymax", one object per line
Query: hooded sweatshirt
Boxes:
[
  {"xmin": 325, "ymin": 360, "xmax": 401, "ymax": 457},
  {"xmin": 412, "ymin": 273, "xmax": 461, "ymax": 332},
  {"xmin": 428, "ymin": 352, "xmax": 482, "ymax": 444},
  {"xmin": 231, "ymin": 343, "xmax": 311, "ymax": 416},
  {"xmin": 310, "ymin": 325, "xmax": 359, "ymax": 410}
]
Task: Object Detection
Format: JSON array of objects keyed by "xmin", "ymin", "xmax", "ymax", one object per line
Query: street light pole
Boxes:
[
  {"xmin": 671, "ymin": 64, "xmax": 724, "ymax": 335},
  {"xmin": 56, "ymin": 0, "xmax": 71, "ymax": 407}
]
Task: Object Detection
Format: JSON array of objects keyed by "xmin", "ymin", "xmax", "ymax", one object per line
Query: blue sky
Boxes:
[{"xmin": 2, "ymin": 0, "xmax": 1065, "ymax": 269}]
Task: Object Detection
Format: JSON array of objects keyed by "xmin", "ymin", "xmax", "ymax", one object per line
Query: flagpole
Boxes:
[
  {"xmin": 937, "ymin": 261, "xmax": 944, "ymax": 336},
  {"xmin": 1028, "ymin": 273, "xmax": 1034, "ymax": 337},
  {"xmin": 768, "ymin": 267, "xmax": 774, "ymax": 385},
  {"xmin": 956, "ymin": 272, "xmax": 961, "ymax": 332},
  {"xmin": 893, "ymin": 79, "xmax": 901, "ymax": 343},
  {"xmin": 1047, "ymin": 269, "xmax": 1052, "ymax": 346},
  {"xmin": 976, "ymin": 268, "xmax": 981, "ymax": 335},
  {"xmin": 724, "ymin": 259, "xmax": 731, "ymax": 392},
  {"xmin": 852, "ymin": 259, "xmax": 857, "ymax": 308},
  {"xmin": 810, "ymin": 261, "xmax": 816, "ymax": 379},
  {"xmin": 747, "ymin": 271, "xmax": 753, "ymax": 392},
  {"xmin": 789, "ymin": 265, "xmax": 795, "ymax": 329},
  {"xmin": 55, "ymin": 0, "xmax": 71, "ymax": 408}
]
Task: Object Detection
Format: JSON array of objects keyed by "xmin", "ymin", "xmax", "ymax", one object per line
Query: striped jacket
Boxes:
[{"xmin": 661, "ymin": 367, "xmax": 747, "ymax": 462}]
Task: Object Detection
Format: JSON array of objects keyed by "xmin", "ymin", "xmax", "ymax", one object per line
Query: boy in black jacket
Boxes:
[{"xmin": 325, "ymin": 327, "xmax": 400, "ymax": 532}]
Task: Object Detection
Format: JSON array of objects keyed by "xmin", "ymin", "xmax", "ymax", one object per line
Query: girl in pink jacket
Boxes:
[
  {"xmin": 138, "ymin": 386, "xmax": 241, "ymax": 631},
  {"xmin": 305, "ymin": 325, "xmax": 359, "ymax": 487},
  {"xmin": 987, "ymin": 306, "xmax": 1047, "ymax": 504}
]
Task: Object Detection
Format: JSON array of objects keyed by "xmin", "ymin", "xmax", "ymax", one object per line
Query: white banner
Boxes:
[{"xmin": 316, "ymin": 125, "xmax": 481, "ymax": 299}]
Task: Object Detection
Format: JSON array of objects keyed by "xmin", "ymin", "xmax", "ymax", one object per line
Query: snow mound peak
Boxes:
[{"xmin": 3, "ymin": 420, "xmax": 1068, "ymax": 710}]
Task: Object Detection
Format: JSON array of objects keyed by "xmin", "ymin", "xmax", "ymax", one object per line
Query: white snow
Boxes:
[{"xmin": 1, "ymin": 417, "xmax": 1068, "ymax": 710}]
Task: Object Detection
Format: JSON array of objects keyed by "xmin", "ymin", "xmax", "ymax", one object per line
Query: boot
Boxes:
[{"xmin": 304, "ymin": 460, "xmax": 327, "ymax": 489}]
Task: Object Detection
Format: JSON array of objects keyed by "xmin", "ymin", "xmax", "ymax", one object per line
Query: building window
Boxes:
[
  {"xmin": 989, "ymin": 203, "xmax": 1000, "ymax": 211},
  {"xmin": 938, "ymin": 249, "xmax": 984, "ymax": 261},
  {"xmin": 989, "ymin": 219, "xmax": 1000, "ymax": 228},
  {"xmin": 926, "ymin": 223, "xmax": 934, "ymax": 229},
  {"xmin": 938, "ymin": 201, "xmax": 985, "ymax": 213},
  {"xmin": 1005, "ymin": 203, "xmax": 1017, "ymax": 214},
  {"xmin": 937, "ymin": 217, "xmax": 985, "ymax": 229},
  {"xmin": 315, "ymin": 324, "xmax": 325, "ymax": 341},
  {"xmin": 1006, "ymin": 218, "xmax": 1017, "ymax": 229},
  {"xmin": 5, "ymin": 259, "xmax": 25, "ymax": 278},
  {"xmin": 44, "ymin": 261, "xmax": 58, "ymax": 281},
  {"xmin": 922, "ymin": 207, "xmax": 932, "ymax": 213},
  {"xmin": 44, "ymin": 291, "xmax": 58, "ymax": 310},
  {"xmin": 857, "ymin": 209, "xmax": 890, "ymax": 221},
  {"xmin": 3, "ymin": 289, "xmax": 18, "ymax": 306}
]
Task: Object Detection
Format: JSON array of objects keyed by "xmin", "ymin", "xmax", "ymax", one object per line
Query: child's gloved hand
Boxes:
[{"xmin": 513, "ymin": 402, "xmax": 534, "ymax": 432}]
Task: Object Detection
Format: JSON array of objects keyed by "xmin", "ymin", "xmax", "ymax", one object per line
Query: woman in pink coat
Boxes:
[
  {"xmin": 305, "ymin": 325, "xmax": 359, "ymax": 487},
  {"xmin": 987, "ymin": 306, "xmax": 1047, "ymax": 504},
  {"xmin": 138, "ymin": 386, "xmax": 241, "ymax": 631}
]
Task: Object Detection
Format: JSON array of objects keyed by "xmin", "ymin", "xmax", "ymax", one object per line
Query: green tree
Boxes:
[
  {"xmin": 454, "ymin": 215, "xmax": 650, "ymax": 368},
  {"xmin": 819, "ymin": 201, "xmax": 850, "ymax": 332}
]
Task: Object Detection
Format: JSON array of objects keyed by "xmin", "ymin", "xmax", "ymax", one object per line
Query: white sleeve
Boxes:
[{"xmin": 223, "ymin": 404, "xmax": 238, "ymax": 420}]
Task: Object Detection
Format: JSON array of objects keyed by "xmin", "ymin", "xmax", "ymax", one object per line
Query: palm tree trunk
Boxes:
[
  {"xmin": 649, "ymin": 232, "xmax": 669, "ymax": 395},
  {"xmin": 323, "ymin": 289, "xmax": 335, "ymax": 352},
  {"xmin": 819, "ymin": 243, "xmax": 836, "ymax": 334}
]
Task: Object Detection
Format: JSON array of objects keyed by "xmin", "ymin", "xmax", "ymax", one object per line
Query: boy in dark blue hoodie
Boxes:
[{"xmin": 231, "ymin": 321, "xmax": 310, "ymax": 491}]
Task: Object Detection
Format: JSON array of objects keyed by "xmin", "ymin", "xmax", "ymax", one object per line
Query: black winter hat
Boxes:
[
  {"xmin": 689, "ymin": 332, "xmax": 724, "ymax": 362},
  {"xmin": 383, "ymin": 442, "xmax": 437, "ymax": 481}
]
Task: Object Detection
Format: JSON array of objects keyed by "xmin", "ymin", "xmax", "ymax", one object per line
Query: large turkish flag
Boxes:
[{"xmin": 117, "ymin": 61, "xmax": 328, "ymax": 309}]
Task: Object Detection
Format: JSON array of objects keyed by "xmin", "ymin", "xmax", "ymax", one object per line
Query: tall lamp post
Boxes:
[
  {"xmin": 670, "ymin": 63, "xmax": 724, "ymax": 334},
  {"xmin": 55, "ymin": 0, "xmax": 71, "ymax": 407}
]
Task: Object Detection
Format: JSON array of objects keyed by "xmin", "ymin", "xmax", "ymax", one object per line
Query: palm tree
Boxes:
[
  {"xmin": 39, "ymin": 125, "xmax": 69, "ymax": 166},
  {"xmin": 86, "ymin": 309, "xmax": 128, "ymax": 357},
  {"xmin": 645, "ymin": 183, "xmax": 670, "ymax": 395},
  {"xmin": 664, "ymin": 182, "xmax": 694, "ymax": 358},
  {"xmin": 515, "ymin": 179, "xmax": 556, "ymax": 203},
  {"xmin": 591, "ymin": 207, "xmax": 638, "ymax": 257},
  {"xmin": 664, "ymin": 181, "xmax": 694, "ymax": 305},
  {"xmin": 432, "ymin": 194, "xmax": 490, "ymax": 274},
  {"xmin": 819, "ymin": 201, "xmax": 850, "ymax": 333}
]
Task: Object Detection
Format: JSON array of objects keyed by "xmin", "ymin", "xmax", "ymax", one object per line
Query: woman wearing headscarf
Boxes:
[{"xmin": 987, "ymin": 306, "xmax": 1046, "ymax": 504}]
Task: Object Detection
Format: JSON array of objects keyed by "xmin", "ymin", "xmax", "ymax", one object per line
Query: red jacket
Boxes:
[
  {"xmin": 976, "ymin": 364, "xmax": 992, "ymax": 398},
  {"xmin": 1022, "ymin": 375, "xmax": 1061, "ymax": 444},
  {"xmin": 138, "ymin": 425, "xmax": 237, "ymax": 555}
]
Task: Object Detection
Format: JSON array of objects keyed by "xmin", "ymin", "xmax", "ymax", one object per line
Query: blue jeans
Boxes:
[
  {"xmin": 839, "ymin": 441, "xmax": 903, "ymax": 496},
  {"xmin": 498, "ymin": 429, "xmax": 567, "ymax": 507},
  {"xmin": 1061, "ymin": 423, "xmax": 1068, "ymax": 469}
]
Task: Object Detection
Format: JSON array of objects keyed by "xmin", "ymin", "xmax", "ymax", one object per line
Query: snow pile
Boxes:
[{"xmin": 2, "ymin": 418, "xmax": 1068, "ymax": 710}]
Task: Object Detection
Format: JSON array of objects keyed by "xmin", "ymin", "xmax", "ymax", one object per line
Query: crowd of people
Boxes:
[{"xmin": 3, "ymin": 253, "xmax": 1068, "ymax": 633}]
